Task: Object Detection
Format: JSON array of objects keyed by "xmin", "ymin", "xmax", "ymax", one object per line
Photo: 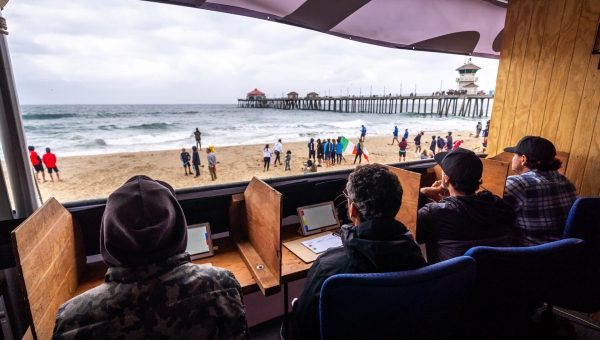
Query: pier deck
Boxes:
[{"xmin": 238, "ymin": 94, "xmax": 493, "ymax": 117}]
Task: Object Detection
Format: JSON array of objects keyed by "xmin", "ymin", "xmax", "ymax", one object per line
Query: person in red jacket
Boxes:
[
  {"xmin": 42, "ymin": 147, "xmax": 61, "ymax": 182},
  {"xmin": 28, "ymin": 146, "xmax": 46, "ymax": 182}
]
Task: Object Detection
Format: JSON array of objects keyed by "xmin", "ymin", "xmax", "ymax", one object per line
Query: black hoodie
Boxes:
[
  {"xmin": 294, "ymin": 218, "xmax": 426, "ymax": 340},
  {"xmin": 417, "ymin": 190, "xmax": 515, "ymax": 264}
]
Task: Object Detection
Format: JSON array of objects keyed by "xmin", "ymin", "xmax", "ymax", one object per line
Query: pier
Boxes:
[{"xmin": 237, "ymin": 94, "xmax": 494, "ymax": 117}]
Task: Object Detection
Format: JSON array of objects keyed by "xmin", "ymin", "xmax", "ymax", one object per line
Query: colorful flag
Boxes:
[
  {"xmin": 340, "ymin": 136, "xmax": 370, "ymax": 163},
  {"xmin": 339, "ymin": 137, "xmax": 355, "ymax": 154}
]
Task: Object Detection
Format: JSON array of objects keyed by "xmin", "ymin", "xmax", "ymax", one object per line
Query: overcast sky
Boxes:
[{"xmin": 7, "ymin": 0, "xmax": 500, "ymax": 105}]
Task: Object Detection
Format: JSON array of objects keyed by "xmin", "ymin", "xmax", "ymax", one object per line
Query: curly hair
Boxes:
[
  {"xmin": 346, "ymin": 164, "xmax": 403, "ymax": 222},
  {"xmin": 522, "ymin": 155, "xmax": 562, "ymax": 171}
]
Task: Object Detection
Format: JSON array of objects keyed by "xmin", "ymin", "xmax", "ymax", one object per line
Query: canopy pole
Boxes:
[
  {"xmin": 0, "ymin": 159, "xmax": 12, "ymax": 219},
  {"xmin": 0, "ymin": 10, "xmax": 39, "ymax": 218}
]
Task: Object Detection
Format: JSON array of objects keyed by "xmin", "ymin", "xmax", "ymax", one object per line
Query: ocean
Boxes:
[{"xmin": 12, "ymin": 104, "xmax": 491, "ymax": 158}]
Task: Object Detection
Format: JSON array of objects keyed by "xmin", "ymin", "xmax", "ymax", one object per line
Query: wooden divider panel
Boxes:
[
  {"xmin": 490, "ymin": 151, "xmax": 569, "ymax": 175},
  {"xmin": 381, "ymin": 165, "xmax": 421, "ymax": 238},
  {"xmin": 479, "ymin": 158, "xmax": 510, "ymax": 198},
  {"xmin": 11, "ymin": 198, "xmax": 85, "ymax": 340},
  {"xmin": 230, "ymin": 177, "xmax": 282, "ymax": 296}
]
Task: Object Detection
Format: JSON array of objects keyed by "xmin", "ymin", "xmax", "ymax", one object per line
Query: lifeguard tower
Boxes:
[{"xmin": 456, "ymin": 59, "xmax": 480, "ymax": 95}]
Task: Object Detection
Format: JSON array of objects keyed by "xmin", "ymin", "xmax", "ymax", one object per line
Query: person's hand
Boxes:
[{"xmin": 421, "ymin": 182, "xmax": 447, "ymax": 202}]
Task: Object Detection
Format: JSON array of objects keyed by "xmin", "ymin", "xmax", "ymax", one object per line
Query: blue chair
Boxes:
[
  {"xmin": 462, "ymin": 238, "xmax": 585, "ymax": 339},
  {"xmin": 319, "ymin": 256, "xmax": 476, "ymax": 340},
  {"xmin": 550, "ymin": 197, "xmax": 600, "ymax": 312}
]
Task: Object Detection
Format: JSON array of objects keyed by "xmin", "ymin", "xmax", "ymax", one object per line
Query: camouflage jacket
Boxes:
[{"xmin": 53, "ymin": 253, "xmax": 249, "ymax": 340}]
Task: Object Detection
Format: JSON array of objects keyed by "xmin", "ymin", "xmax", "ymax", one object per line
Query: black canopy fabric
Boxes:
[{"xmin": 143, "ymin": 0, "xmax": 507, "ymax": 59}]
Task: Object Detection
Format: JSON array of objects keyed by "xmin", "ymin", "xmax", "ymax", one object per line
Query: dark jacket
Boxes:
[
  {"xmin": 295, "ymin": 218, "xmax": 426, "ymax": 340},
  {"xmin": 192, "ymin": 146, "xmax": 201, "ymax": 166},
  {"xmin": 446, "ymin": 136, "xmax": 453, "ymax": 149},
  {"xmin": 416, "ymin": 190, "xmax": 515, "ymax": 264},
  {"xmin": 430, "ymin": 138, "xmax": 437, "ymax": 152},
  {"xmin": 437, "ymin": 138, "xmax": 445, "ymax": 149}
]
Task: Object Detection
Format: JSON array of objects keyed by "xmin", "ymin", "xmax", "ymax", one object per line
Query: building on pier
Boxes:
[
  {"xmin": 306, "ymin": 92, "xmax": 319, "ymax": 99},
  {"xmin": 456, "ymin": 60, "xmax": 481, "ymax": 95},
  {"xmin": 287, "ymin": 92, "xmax": 299, "ymax": 99},
  {"xmin": 247, "ymin": 89, "xmax": 265, "ymax": 100}
]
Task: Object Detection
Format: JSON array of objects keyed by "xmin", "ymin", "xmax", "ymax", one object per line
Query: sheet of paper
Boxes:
[{"xmin": 301, "ymin": 233, "xmax": 343, "ymax": 254}]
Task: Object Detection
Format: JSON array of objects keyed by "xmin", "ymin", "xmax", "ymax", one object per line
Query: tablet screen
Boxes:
[
  {"xmin": 186, "ymin": 225, "xmax": 210, "ymax": 255},
  {"xmin": 300, "ymin": 204, "xmax": 338, "ymax": 232}
]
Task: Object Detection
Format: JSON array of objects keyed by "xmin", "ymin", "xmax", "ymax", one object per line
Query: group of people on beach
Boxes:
[
  {"xmin": 28, "ymin": 145, "xmax": 61, "ymax": 182},
  {"xmin": 180, "ymin": 127, "xmax": 217, "ymax": 180},
  {"xmin": 262, "ymin": 139, "xmax": 292, "ymax": 172}
]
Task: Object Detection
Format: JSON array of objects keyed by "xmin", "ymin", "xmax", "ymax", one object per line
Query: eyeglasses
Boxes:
[{"xmin": 334, "ymin": 189, "xmax": 352, "ymax": 208}]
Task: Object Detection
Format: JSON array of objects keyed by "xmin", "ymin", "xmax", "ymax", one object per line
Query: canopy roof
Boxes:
[
  {"xmin": 143, "ymin": 0, "xmax": 506, "ymax": 59},
  {"xmin": 457, "ymin": 63, "xmax": 482, "ymax": 71},
  {"xmin": 247, "ymin": 89, "xmax": 265, "ymax": 95},
  {"xmin": 288, "ymin": 91, "xmax": 299, "ymax": 95}
]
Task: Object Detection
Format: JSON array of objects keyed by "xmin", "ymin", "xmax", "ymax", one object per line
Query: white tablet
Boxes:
[
  {"xmin": 186, "ymin": 223, "xmax": 214, "ymax": 260},
  {"xmin": 297, "ymin": 202, "xmax": 341, "ymax": 236}
]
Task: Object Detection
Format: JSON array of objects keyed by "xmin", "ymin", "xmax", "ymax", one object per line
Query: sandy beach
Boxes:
[{"xmin": 14, "ymin": 130, "xmax": 484, "ymax": 202}]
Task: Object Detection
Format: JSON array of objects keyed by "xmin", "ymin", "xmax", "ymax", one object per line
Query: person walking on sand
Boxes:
[
  {"xmin": 192, "ymin": 146, "xmax": 201, "ymax": 178},
  {"xmin": 476, "ymin": 122, "xmax": 482, "ymax": 138},
  {"xmin": 180, "ymin": 148, "xmax": 192, "ymax": 176},
  {"xmin": 360, "ymin": 125, "xmax": 367, "ymax": 142},
  {"xmin": 273, "ymin": 139, "xmax": 283, "ymax": 167},
  {"xmin": 263, "ymin": 144, "xmax": 273, "ymax": 172},
  {"xmin": 403, "ymin": 129, "xmax": 409, "ymax": 140},
  {"xmin": 437, "ymin": 136, "xmax": 445, "ymax": 154},
  {"xmin": 446, "ymin": 132, "xmax": 453, "ymax": 151},
  {"xmin": 430, "ymin": 136, "xmax": 437, "ymax": 155},
  {"xmin": 307, "ymin": 138, "xmax": 315, "ymax": 161},
  {"xmin": 354, "ymin": 139, "xmax": 363, "ymax": 164},
  {"xmin": 206, "ymin": 147, "xmax": 217, "ymax": 181},
  {"xmin": 285, "ymin": 150, "xmax": 292, "ymax": 171},
  {"xmin": 28, "ymin": 146, "xmax": 46, "ymax": 182},
  {"xmin": 42, "ymin": 147, "xmax": 61, "ymax": 182},
  {"xmin": 414, "ymin": 131, "xmax": 424, "ymax": 157},
  {"xmin": 398, "ymin": 137, "xmax": 410, "ymax": 162},
  {"xmin": 193, "ymin": 128, "xmax": 201, "ymax": 150},
  {"xmin": 390, "ymin": 126, "xmax": 399, "ymax": 145}
]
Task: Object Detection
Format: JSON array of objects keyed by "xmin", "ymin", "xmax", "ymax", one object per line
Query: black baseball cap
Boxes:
[
  {"xmin": 434, "ymin": 148, "xmax": 483, "ymax": 183},
  {"xmin": 504, "ymin": 136, "xmax": 556, "ymax": 161}
]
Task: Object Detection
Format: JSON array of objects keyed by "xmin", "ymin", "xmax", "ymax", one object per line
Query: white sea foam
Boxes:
[{"xmin": 4, "ymin": 104, "xmax": 491, "ymax": 158}]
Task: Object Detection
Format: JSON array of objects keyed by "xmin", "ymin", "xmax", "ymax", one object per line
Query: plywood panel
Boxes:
[
  {"xmin": 576, "ymin": 91, "xmax": 600, "ymax": 197},
  {"xmin": 496, "ymin": 0, "xmax": 535, "ymax": 153},
  {"xmin": 487, "ymin": 0, "xmax": 522, "ymax": 156},
  {"xmin": 381, "ymin": 165, "xmax": 421, "ymax": 238},
  {"xmin": 554, "ymin": 0, "xmax": 600, "ymax": 153},
  {"xmin": 526, "ymin": 0, "xmax": 567, "ymax": 136},
  {"xmin": 511, "ymin": 0, "xmax": 550, "ymax": 145},
  {"xmin": 564, "ymin": 52, "xmax": 600, "ymax": 190},
  {"xmin": 243, "ymin": 177, "xmax": 282, "ymax": 291},
  {"xmin": 11, "ymin": 198, "xmax": 85, "ymax": 340},
  {"xmin": 539, "ymin": 0, "xmax": 584, "ymax": 143}
]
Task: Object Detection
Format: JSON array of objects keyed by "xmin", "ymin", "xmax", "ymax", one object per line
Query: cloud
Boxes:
[{"xmin": 6, "ymin": 0, "xmax": 499, "ymax": 104}]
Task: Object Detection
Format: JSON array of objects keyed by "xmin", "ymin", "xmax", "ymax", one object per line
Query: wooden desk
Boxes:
[{"xmin": 76, "ymin": 224, "xmax": 313, "ymax": 297}]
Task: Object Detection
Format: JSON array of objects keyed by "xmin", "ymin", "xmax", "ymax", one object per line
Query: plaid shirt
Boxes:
[{"xmin": 504, "ymin": 169, "xmax": 577, "ymax": 247}]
